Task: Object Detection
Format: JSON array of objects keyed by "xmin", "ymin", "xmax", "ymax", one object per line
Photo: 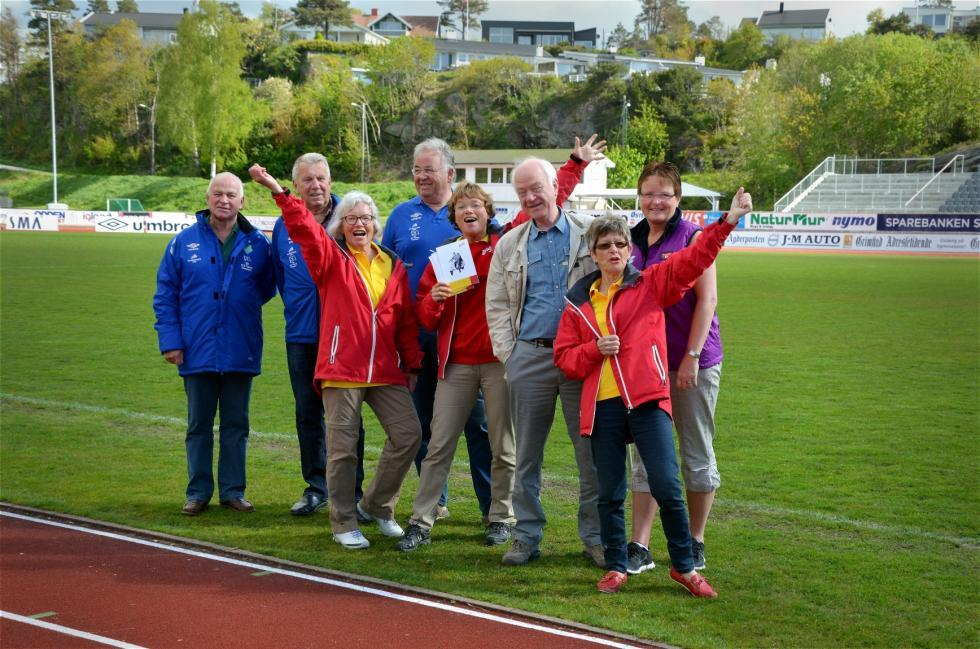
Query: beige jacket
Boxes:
[{"xmin": 485, "ymin": 210, "xmax": 597, "ymax": 364}]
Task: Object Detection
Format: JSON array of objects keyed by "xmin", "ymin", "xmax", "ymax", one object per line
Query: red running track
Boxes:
[{"xmin": 0, "ymin": 511, "xmax": 649, "ymax": 649}]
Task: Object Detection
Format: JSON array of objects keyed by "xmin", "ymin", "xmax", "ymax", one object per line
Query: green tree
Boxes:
[
  {"xmin": 867, "ymin": 11, "xmax": 912, "ymax": 35},
  {"xmin": 625, "ymin": 102, "xmax": 668, "ymax": 160},
  {"xmin": 0, "ymin": 7, "xmax": 21, "ymax": 83},
  {"xmin": 157, "ymin": 0, "xmax": 257, "ymax": 175},
  {"xmin": 962, "ymin": 16, "xmax": 980, "ymax": 42},
  {"xmin": 75, "ymin": 19, "xmax": 150, "ymax": 166},
  {"xmin": 293, "ymin": 0, "xmax": 352, "ymax": 39},
  {"xmin": 86, "ymin": 0, "xmax": 109, "ymax": 12},
  {"xmin": 605, "ymin": 145, "xmax": 647, "ymax": 188},
  {"xmin": 437, "ymin": 0, "xmax": 487, "ymax": 40},
  {"xmin": 716, "ymin": 22, "xmax": 766, "ymax": 69},
  {"xmin": 259, "ymin": 1, "xmax": 293, "ymax": 30},
  {"xmin": 365, "ymin": 36, "xmax": 434, "ymax": 119},
  {"xmin": 607, "ymin": 22, "xmax": 630, "ymax": 50},
  {"xmin": 633, "ymin": 0, "xmax": 687, "ymax": 40},
  {"xmin": 115, "ymin": 0, "xmax": 139, "ymax": 12},
  {"xmin": 28, "ymin": 0, "xmax": 78, "ymax": 39}
]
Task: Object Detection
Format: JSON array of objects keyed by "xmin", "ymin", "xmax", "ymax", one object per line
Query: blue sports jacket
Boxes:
[
  {"xmin": 153, "ymin": 211, "xmax": 277, "ymax": 377},
  {"xmin": 271, "ymin": 192, "xmax": 340, "ymax": 343}
]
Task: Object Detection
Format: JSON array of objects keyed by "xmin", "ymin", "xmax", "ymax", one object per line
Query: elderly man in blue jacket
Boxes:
[
  {"xmin": 154, "ymin": 172, "xmax": 277, "ymax": 516},
  {"xmin": 271, "ymin": 153, "xmax": 367, "ymax": 516}
]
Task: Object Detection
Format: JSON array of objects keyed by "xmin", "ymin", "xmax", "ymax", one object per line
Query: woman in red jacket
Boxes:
[
  {"xmin": 249, "ymin": 164, "xmax": 423, "ymax": 551},
  {"xmin": 553, "ymin": 189, "xmax": 750, "ymax": 596}
]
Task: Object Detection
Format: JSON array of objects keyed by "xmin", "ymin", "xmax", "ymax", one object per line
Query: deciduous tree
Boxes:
[
  {"xmin": 115, "ymin": 0, "xmax": 139, "ymax": 13},
  {"xmin": 293, "ymin": 0, "xmax": 352, "ymax": 39},
  {"xmin": 157, "ymin": 0, "xmax": 257, "ymax": 175}
]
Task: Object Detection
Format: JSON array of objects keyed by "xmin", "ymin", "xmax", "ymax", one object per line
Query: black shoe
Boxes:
[
  {"xmin": 219, "ymin": 497, "xmax": 255, "ymax": 513},
  {"xmin": 181, "ymin": 499, "xmax": 208, "ymax": 516},
  {"xmin": 395, "ymin": 523, "xmax": 431, "ymax": 552},
  {"xmin": 692, "ymin": 539, "xmax": 706, "ymax": 570},
  {"xmin": 484, "ymin": 521, "xmax": 512, "ymax": 546},
  {"xmin": 290, "ymin": 493, "xmax": 327, "ymax": 516},
  {"xmin": 626, "ymin": 542, "xmax": 655, "ymax": 574}
]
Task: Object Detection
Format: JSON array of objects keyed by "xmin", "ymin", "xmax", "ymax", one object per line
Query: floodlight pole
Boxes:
[
  {"xmin": 351, "ymin": 102, "xmax": 367, "ymax": 183},
  {"xmin": 621, "ymin": 96, "xmax": 631, "ymax": 147},
  {"xmin": 33, "ymin": 9, "xmax": 69, "ymax": 207}
]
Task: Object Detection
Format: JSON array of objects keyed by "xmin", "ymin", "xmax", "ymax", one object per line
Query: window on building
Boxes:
[
  {"xmin": 934, "ymin": 14, "xmax": 946, "ymax": 26},
  {"xmin": 539, "ymin": 34, "xmax": 568, "ymax": 46},
  {"xmin": 921, "ymin": 14, "xmax": 933, "ymax": 26},
  {"xmin": 490, "ymin": 168, "xmax": 504, "ymax": 183},
  {"xmin": 375, "ymin": 17, "xmax": 405, "ymax": 34},
  {"xmin": 517, "ymin": 34, "xmax": 533, "ymax": 45},
  {"xmin": 488, "ymin": 27, "xmax": 513, "ymax": 43}
]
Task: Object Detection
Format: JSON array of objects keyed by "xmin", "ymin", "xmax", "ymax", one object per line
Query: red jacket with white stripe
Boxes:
[
  {"xmin": 554, "ymin": 220, "xmax": 735, "ymax": 436},
  {"xmin": 275, "ymin": 191, "xmax": 423, "ymax": 388},
  {"xmin": 415, "ymin": 155, "xmax": 588, "ymax": 379}
]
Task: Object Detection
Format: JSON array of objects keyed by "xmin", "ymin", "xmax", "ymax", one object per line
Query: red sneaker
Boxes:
[
  {"xmin": 669, "ymin": 567, "xmax": 717, "ymax": 598},
  {"xmin": 597, "ymin": 571, "xmax": 628, "ymax": 594}
]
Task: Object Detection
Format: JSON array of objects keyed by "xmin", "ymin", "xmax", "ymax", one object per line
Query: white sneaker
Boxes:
[
  {"xmin": 333, "ymin": 529, "xmax": 370, "ymax": 549},
  {"xmin": 356, "ymin": 503, "xmax": 404, "ymax": 538}
]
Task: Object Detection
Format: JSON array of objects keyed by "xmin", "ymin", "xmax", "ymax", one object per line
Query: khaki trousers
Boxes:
[
  {"xmin": 409, "ymin": 362, "xmax": 516, "ymax": 530},
  {"xmin": 322, "ymin": 385, "xmax": 422, "ymax": 534}
]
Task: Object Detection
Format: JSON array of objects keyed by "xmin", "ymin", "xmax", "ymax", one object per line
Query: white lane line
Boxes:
[
  {"xmin": 4, "ymin": 392, "xmax": 976, "ymax": 547},
  {"xmin": 0, "ymin": 610, "xmax": 149, "ymax": 649},
  {"xmin": 1, "ymin": 511, "xmax": 639, "ymax": 649}
]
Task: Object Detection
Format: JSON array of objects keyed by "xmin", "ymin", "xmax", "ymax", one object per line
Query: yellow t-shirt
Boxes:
[
  {"xmin": 590, "ymin": 276, "xmax": 623, "ymax": 401},
  {"xmin": 322, "ymin": 242, "xmax": 393, "ymax": 389}
]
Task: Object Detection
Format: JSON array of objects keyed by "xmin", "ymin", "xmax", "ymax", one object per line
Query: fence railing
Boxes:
[
  {"xmin": 905, "ymin": 155, "xmax": 966, "ymax": 207},
  {"xmin": 774, "ymin": 156, "xmax": 834, "ymax": 213}
]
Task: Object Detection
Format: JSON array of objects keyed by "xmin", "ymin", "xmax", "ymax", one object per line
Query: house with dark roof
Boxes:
[
  {"xmin": 481, "ymin": 21, "xmax": 597, "ymax": 48},
  {"xmin": 752, "ymin": 3, "xmax": 832, "ymax": 41},
  {"xmin": 80, "ymin": 12, "xmax": 183, "ymax": 44}
]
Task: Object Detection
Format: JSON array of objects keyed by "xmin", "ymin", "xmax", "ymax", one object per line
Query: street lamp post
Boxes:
[
  {"xmin": 620, "ymin": 96, "xmax": 631, "ymax": 148},
  {"xmin": 351, "ymin": 102, "xmax": 368, "ymax": 183},
  {"xmin": 31, "ymin": 9, "xmax": 69, "ymax": 209}
]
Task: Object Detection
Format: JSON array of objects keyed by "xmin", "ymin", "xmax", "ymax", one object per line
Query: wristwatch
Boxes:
[{"xmin": 687, "ymin": 349, "xmax": 701, "ymax": 360}]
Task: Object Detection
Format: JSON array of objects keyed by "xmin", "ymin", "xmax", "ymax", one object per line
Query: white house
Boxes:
[
  {"xmin": 753, "ymin": 4, "xmax": 832, "ymax": 42},
  {"xmin": 902, "ymin": 2, "xmax": 980, "ymax": 34}
]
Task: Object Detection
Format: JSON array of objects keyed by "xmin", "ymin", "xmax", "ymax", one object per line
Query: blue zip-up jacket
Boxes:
[
  {"xmin": 271, "ymin": 192, "xmax": 340, "ymax": 343},
  {"xmin": 153, "ymin": 210, "xmax": 277, "ymax": 377}
]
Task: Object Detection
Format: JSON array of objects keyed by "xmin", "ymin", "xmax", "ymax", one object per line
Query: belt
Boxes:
[{"xmin": 524, "ymin": 338, "xmax": 554, "ymax": 349}]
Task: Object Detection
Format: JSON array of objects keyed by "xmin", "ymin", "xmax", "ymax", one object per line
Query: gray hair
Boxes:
[
  {"xmin": 512, "ymin": 157, "xmax": 557, "ymax": 187},
  {"xmin": 291, "ymin": 153, "xmax": 331, "ymax": 183},
  {"xmin": 586, "ymin": 214, "xmax": 631, "ymax": 252},
  {"xmin": 207, "ymin": 171, "xmax": 244, "ymax": 196},
  {"xmin": 327, "ymin": 191, "xmax": 383, "ymax": 239},
  {"xmin": 413, "ymin": 137, "xmax": 454, "ymax": 169}
]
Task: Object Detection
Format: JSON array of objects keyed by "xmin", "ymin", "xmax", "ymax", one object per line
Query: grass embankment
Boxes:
[
  {"xmin": 0, "ymin": 169, "xmax": 416, "ymax": 216},
  {"xmin": 1, "ymin": 232, "xmax": 978, "ymax": 648}
]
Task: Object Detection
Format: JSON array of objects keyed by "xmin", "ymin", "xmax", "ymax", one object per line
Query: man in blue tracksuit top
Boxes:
[
  {"xmin": 271, "ymin": 153, "xmax": 366, "ymax": 516},
  {"xmin": 382, "ymin": 137, "xmax": 493, "ymax": 520},
  {"xmin": 153, "ymin": 172, "xmax": 276, "ymax": 516}
]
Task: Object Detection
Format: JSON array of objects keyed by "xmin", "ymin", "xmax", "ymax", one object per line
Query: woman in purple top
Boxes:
[{"xmin": 625, "ymin": 161, "xmax": 725, "ymax": 575}]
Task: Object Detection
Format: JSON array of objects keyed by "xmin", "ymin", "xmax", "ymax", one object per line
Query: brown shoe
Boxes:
[
  {"xmin": 181, "ymin": 500, "xmax": 208, "ymax": 516},
  {"xmin": 220, "ymin": 497, "xmax": 255, "ymax": 513}
]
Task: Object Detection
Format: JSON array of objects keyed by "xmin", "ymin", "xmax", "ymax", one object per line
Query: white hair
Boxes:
[
  {"xmin": 327, "ymin": 191, "xmax": 383, "ymax": 239},
  {"xmin": 207, "ymin": 171, "xmax": 244, "ymax": 196},
  {"xmin": 292, "ymin": 153, "xmax": 331, "ymax": 183},
  {"xmin": 512, "ymin": 157, "xmax": 557, "ymax": 187},
  {"xmin": 413, "ymin": 137, "xmax": 454, "ymax": 169}
]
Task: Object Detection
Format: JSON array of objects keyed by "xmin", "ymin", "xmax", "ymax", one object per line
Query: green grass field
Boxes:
[{"xmin": 1, "ymin": 231, "xmax": 977, "ymax": 648}]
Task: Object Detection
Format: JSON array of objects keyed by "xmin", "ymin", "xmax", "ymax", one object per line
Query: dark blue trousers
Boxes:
[
  {"xmin": 591, "ymin": 398, "xmax": 694, "ymax": 574},
  {"xmin": 183, "ymin": 372, "xmax": 251, "ymax": 502}
]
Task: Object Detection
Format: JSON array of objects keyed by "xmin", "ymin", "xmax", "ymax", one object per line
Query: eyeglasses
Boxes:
[
  {"xmin": 412, "ymin": 166, "xmax": 446, "ymax": 177},
  {"xmin": 595, "ymin": 241, "xmax": 630, "ymax": 251},
  {"xmin": 343, "ymin": 214, "xmax": 373, "ymax": 225},
  {"xmin": 455, "ymin": 200, "xmax": 487, "ymax": 213},
  {"xmin": 640, "ymin": 192, "xmax": 676, "ymax": 202}
]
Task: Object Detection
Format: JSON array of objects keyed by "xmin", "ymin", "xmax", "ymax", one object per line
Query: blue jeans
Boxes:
[
  {"xmin": 286, "ymin": 342, "xmax": 364, "ymax": 501},
  {"xmin": 183, "ymin": 372, "xmax": 252, "ymax": 502},
  {"xmin": 591, "ymin": 398, "xmax": 694, "ymax": 574},
  {"xmin": 412, "ymin": 332, "xmax": 493, "ymax": 514}
]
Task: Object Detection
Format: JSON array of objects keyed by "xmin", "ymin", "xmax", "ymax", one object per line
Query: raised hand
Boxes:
[
  {"xmin": 573, "ymin": 134, "xmax": 607, "ymax": 163},
  {"xmin": 725, "ymin": 187, "xmax": 753, "ymax": 224},
  {"xmin": 248, "ymin": 164, "xmax": 284, "ymax": 194}
]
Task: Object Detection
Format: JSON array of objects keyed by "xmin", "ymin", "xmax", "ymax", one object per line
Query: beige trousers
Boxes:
[
  {"xmin": 408, "ymin": 362, "xmax": 516, "ymax": 530},
  {"xmin": 322, "ymin": 385, "xmax": 421, "ymax": 534}
]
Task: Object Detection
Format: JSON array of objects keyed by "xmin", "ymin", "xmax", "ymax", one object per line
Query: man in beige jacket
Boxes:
[{"xmin": 485, "ymin": 157, "xmax": 603, "ymax": 567}]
